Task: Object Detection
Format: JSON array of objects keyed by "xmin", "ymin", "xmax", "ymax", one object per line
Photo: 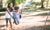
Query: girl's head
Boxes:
[
  {"xmin": 8, "ymin": 3, "xmax": 13, "ymax": 8},
  {"xmin": 14, "ymin": 6, "xmax": 19, "ymax": 12}
]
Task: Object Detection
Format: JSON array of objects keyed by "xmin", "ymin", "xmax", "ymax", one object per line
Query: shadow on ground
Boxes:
[
  {"xmin": 0, "ymin": 18, "xmax": 5, "ymax": 20},
  {"xmin": 24, "ymin": 25, "xmax": 50, "ymax": 30},
  {"xmin": 30, "ymin": 12, "xmax": 50, "ymax": 16},
  {"xmin": 0, "ymin": 29, "xmax": 5, "ymax": 30},
  {"xmin": 38, "ymin": 20, "xmax": 50, "ymax": 22},
  {"xmin": 0, "ymin": 24, "xmax": 50, "ymax": 30},
  {"xmin": 0, "ymin": 25, "xmax": 6, "ymax": 28},
  {"xmin": 23, "ymin": 13, "xmax": 49, "ymax": 17}
]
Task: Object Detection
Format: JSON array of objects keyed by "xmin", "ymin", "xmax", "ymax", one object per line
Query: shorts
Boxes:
[
  {"xmin": 14, "ymin": 17, "xmax": 19, "ymax": 21},
  {"xmin": 6, "ymin": 18, "xmax": 11, "ymax": 20}
]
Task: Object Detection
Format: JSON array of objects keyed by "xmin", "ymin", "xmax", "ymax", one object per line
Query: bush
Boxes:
[
  {"xmin": 31, "ymin": 2, "xmax": 41, "ymax": 6},
  {"xmin": 0, "ymin": 8, "xmax": 6, "ymax": 12}
]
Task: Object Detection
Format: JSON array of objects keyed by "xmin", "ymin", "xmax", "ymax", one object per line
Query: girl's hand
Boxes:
[
  {"xmin": 19, "ymin": 12, "xmax": 22, "ymax": 14},
  {"xmin": 11, "ymin": 16, "xmax": 14, "ymax": 19},
  {"xmin": 12, "ymin": 7, "xmax": 14, "ymax": 11},
  {"xmin": 13, "ymin": 21, "xmax": 15, "ymax": 24}
]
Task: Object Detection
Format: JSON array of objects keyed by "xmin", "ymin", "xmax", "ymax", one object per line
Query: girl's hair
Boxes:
[
  {"xmin": 14, "ymin": 6, "xmax": 19, "ymax": 10},
  {"xmin": 8, "ymin": 3, "xmax": 12, "ymax": 8},
  {"xmin": 7, "ymin": 3, "xmax": 13, "ymax": 11}
]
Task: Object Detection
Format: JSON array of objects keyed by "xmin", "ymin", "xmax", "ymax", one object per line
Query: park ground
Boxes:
[{"xmin": 0, "ymin": 8, "xmax": 50, "ymax": 30}]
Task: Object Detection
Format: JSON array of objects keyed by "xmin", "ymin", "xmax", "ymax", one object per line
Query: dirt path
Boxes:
[{"xmin": 0, "ymin": 11, "xmax": 50, "ymax": 30}]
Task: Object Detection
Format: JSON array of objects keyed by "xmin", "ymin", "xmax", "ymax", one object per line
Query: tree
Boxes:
[
  {"xmin": 7, "ymin": 0, "xmax": 12, "ymax": 4},
  {"xmin": 0, "ymin": 0, "xmax": 2, "ymax": 8},
  {"xmin": 41, "ymin": 0, "xmax": 44, "ymax": 8},
  {"xmin": 7, "ymin": 0, "xmax": 26, "ymax": 6},
  {"xmin": 16, "ymin": 0, "xmax": 26, "ymax": 5},
  {"xmin": 12, "ymin": 0, "xmax": 16, "ymax": 7},
  {"xmin": 46, "ymin": 0, "xmax": 49, "ymax": 7},
  {"xmin": 6, "ymin": 0, "xmax": 15, "ymax": 7},
  {"xmin": 16, "ymin": 0, "xmax": 20, "ymax": 5}
]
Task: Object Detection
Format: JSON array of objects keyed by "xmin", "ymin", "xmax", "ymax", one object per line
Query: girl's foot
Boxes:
[
  {"xmin": 9, "ymin": 26, "xmax": 13, "ymax": 30},
  {"xmin": 9, "ymin": 28, "xmax": 13, "ymax": 30},
  {"xmin": 5, "ymin": 27, "xmax": 9, "ymax": 30}
]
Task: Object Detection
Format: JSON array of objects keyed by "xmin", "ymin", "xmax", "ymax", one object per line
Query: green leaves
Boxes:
[
  {"xmin": 16, "ymin": 0, "xmax": 20, "ymax": 4},
  {"xmin": 0, "ymin": 0, "xmax": 2, "ymax": 5},
  {"xmin": 16, "ymin": 0, "xmax": 26, "ymax": 5},
  {"xmin": 6, "ymin": 0, "xmax": 26, "ymax": 5},
  {"xmin": 6, "ymin": 0, "xmax": 12, "ymax": 4}
]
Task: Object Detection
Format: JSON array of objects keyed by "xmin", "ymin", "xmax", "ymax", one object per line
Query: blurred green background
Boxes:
[{"xmin": 0, "ymin": 0, "xmax": 50, "ymax": 11}]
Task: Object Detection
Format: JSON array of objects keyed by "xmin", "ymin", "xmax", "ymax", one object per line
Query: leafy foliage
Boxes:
[
  {"xmin": 6, "ymin": 0, "xmax": 12, "ymax": 4},
  {"xmin": 31, "ymin": 1, "xmax": 41, "ymax": 6},
  {"xmin": 0, "ymin": 8, "xmax": 6, "ymax": 12},
  {"xmin": 16, "ymin": 0, "xmax": 26, "ymax": 5}
]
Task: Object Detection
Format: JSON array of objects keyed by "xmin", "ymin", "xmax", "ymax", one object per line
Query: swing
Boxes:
[{"xmin": 44, "ymin": 11, "xmax": 50, "ymax": 30}]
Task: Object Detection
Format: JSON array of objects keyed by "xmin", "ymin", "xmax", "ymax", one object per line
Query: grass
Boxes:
[
  {"xmin": 35, "ymin": 13, "xmax": 49, "ymax": 16},
  {"xmin": 23, "ymin": 8, "xmax": 39, "ymax": 12},
  {"xmin": 23, "ymin": 8, "xmax": 50, "ymax": 12}
]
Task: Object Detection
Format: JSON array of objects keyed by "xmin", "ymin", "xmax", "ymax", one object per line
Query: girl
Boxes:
[
  {"xmin": 5, "ymin": 3, "xmax": 13, "ymax": 30},
  {"xmin": 13, "ymin": 6, "xmax": 19, "ymax": 25}
]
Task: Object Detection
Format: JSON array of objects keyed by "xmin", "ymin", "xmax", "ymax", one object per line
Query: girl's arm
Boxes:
[
  {"xmin": 13, "ymin": 12, "xmax": 15, "ymax": 23},
  {"xmin": 19, "ymin": 9, "xmax": 23, "ymax": 14},
  {"xmin": 21, "ymin": 9, "xmax": 23, "ymax": 14},
  {"xmin": 12, "ymin": 7, "xmax": 14, "ymax": 11},
  {"xmin": 6, "ymin": 8, "xmax": 12, "ymax": 17},
  {"xmin": 12, "ymin": 7, "xmax": 14, "ymax": 19}
]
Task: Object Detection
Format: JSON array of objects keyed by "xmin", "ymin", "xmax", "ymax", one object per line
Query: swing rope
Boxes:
[{"xmin": 44, "ymin": 11, "xmax": 50, "ymax": 30}]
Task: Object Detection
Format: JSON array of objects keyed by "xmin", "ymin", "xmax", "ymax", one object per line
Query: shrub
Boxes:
[{"xmin": 0, "ymin": 8, "xmax": 6, "ymax": 12}]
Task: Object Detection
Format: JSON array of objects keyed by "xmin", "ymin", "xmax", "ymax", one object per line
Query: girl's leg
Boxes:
[
  {"xmin": 14, "ymin": 22, "xmax": 18, "ymax": 25},
  {"xmin": 17, "ymin": 21, "xmax": 19, "ymax": 24},
  {"xmin": 14, "ymin": 21, "xmax": 19, "ymax": 25},
  {"xmin": 6, "ymin": 20, "xmax": 8, "ymax": 28},
  {"xmin": 9, "ymin": 20, "xmax": 12, "ymax": 29}
]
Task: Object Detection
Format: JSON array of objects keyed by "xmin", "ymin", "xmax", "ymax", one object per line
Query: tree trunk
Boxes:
[
  {"xmin": 41, "ymin": 0, "xmax": 44, "ymax": 8},
  {"xmin": 0, "ymin": 0, "xmax": 2, "ymax": 8},
  {"xmin": 46, "ymin": 0, "xmax": 49, "ymax": 7},
  {"xmin": 34, "ymin": 4, "xmax": 37, "ymax": 8},
  {"xmin": 46, "ymin": 2, "xmax": 48, "ymax": 7},
  {"xmin": 12, "ymin": 0, "xmax": 16, "ymax": 7}
]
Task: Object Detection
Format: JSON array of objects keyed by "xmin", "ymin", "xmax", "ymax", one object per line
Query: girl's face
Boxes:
[
  {"xmin": 9, "ymin": 3, "xmax": 13, "ymax": 8},
  {"xmin": 15, "ymin": 10, "xmax": 18, "ymax": 12}
]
